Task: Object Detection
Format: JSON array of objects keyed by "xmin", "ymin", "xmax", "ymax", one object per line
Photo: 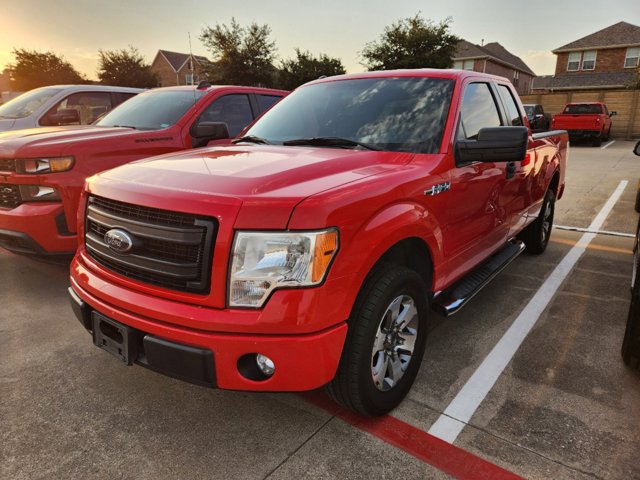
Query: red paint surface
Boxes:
[
  {"xmin": 0, "ymin": 85, "xmax": 287, "ymax": 254},
  {"xmin": 302, "ymin": 392, "xmax": 524, "ymax": 480}
]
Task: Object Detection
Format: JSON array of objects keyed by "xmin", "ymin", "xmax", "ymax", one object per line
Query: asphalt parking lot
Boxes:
[{"xmin": 2, "ymin": 140, "xmax": 640, "ymax": 480}]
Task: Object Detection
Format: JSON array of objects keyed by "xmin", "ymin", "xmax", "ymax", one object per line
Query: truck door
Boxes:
[
  {"xmin": 444, "ymin": 82, "xmax": 510, "ymax": 281},
  {"xmin": 494, "ymin": 83, "xmax": 532, "ymax": 237}
]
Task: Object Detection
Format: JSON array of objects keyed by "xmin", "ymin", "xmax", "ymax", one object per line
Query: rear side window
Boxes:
[
  {"xmin": 457, "ymin": 83, "xmax": 501, "ymax": 140},
  {"xmin": 496, "ymin": 85, "xmax": 523, "ymax": 126},
  {"xmin": 257, "ymin": 95, "xmax": 282, "ymax": 113},
  {"xmin": 198, "ymin": 94, "xmax": 254, "ymax": 137}
]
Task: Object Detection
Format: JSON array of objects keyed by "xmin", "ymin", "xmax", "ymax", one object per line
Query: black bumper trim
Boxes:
[
  {"xmin": 139, "ymin": 335, "xmax": 216, "ymax": 387},
  {"xmin": 68, "ymin": 287, "xmax": 92, "ymax": 330},
  {"xmin": 0, "ymin": 229, "xmax": 46, "ymax": 255},
  {"xmin": 68, "ymin": 287, "xmax": 216, "ymax": 388}
]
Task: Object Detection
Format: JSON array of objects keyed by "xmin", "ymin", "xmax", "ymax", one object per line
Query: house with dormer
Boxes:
[
  {"xmin": 532, "ymin": 21, "xmax": 640, "ymax": 92},
  {"xmin": 150, "ymin": 50, "xmax": 213, "ymax": 87},
  {"xmin": 452, "ymin": 40, "xmax": 536, "ymax": 95}
]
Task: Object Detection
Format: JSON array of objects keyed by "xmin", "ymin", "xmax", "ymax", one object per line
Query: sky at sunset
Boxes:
[{"xmin": 1, "ymin": 0, "xmax": 638, "ymax": 81}]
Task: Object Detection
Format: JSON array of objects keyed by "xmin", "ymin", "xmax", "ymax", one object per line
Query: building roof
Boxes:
[
  {"xmin": 453, "ymin": 40, "xmax": 536, "ymax": 76},
  {"xmin": 531, "ymin": 71, "xmax": 637, "ymax": 91},
  {"xmin": 156, "ymin": 50, "xmax": 211, "ymax": 72},
  {"xmin": 553, "ymin": 21, "xmax": 640, "ymax": 53}
]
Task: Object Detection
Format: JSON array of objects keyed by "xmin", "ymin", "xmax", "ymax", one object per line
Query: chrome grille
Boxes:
[
  {"xmin": 85, "ymin": 195, "xmax": 216, "ymax": 294},
  {"xmin": 0, "ymin": 184, "xmax": 21, "ymax": 209},
  {"xmin": 0, "ymin": 159, "xmax": 16, "ymax": 172}
]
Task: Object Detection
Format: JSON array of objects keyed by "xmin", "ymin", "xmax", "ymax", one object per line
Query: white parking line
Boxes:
[
  {"xmin": 554, "ymin": 224, "xmax": 634, "ymax": 238},
  {"xmin": 427, "ymin": 180, "xmax": 628, "ymax": 444},
  {"xmin": 601, "ymin": 140, "xmax": 616, "ymax": 149}
]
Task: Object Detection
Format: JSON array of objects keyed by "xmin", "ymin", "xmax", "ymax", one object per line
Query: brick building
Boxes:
[
  {"xmin": 452, "ymin": 40, "xmax": 536, "ymax": 95},
  {"xmin": 532, "ymin": 21, "xmax": 640, "ymax": 92},
  {"xmin": 150, "ymin": 50, "xmax": 212, "ymax": 87}
]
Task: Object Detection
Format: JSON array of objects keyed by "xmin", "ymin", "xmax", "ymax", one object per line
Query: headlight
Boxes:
[
  {"xmin": 18, "ymin": 156, "xmax": 74, "ymax": 174},
  {"xmin": 229, "ymin": 229, "xmax": 339, "ymax": 308},
  {"xmin": 19, "ymin": 185, "xmax": 61, "ymax": 202}
]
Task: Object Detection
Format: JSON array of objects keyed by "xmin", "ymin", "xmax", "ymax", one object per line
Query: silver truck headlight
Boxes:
[{"xmin": 229, "ymin": 229, "xmax": 339, "ymax": 308}]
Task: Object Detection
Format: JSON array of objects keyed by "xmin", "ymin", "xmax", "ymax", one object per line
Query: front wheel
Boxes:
[
  {"xmin": 518, "ymin": 188, "xmax": 555, "ymax": 254},
  {"xmin": 326, "ymin": 265, "xmax": 429, "ymax": 416}
]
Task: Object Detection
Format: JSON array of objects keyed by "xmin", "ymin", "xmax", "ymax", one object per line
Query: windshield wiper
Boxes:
[
  {"xmin": 111, "ymin": 124, "xmax": 138, "ymax": 129},
  {"xmin": 232, "ymin": 135, "xmax": 272, "ymax": 145},
  {"xmin": 282, "ymin": 137, "xmax": 380, "ymax": 151}
]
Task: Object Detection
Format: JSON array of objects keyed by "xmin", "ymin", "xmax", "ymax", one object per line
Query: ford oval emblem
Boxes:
[{"xmin": 104, "ymin": 229, "xmax": 135, "ymax": 254}]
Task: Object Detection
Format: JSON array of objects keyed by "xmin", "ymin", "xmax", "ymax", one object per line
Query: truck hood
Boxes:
[
  {"xmin": 92, "ymin": 145, "xmax": 412, "ymax": 229},
  {"xmin": 0, "ymin": 125, "xmax": 150, "ymax": 157}
]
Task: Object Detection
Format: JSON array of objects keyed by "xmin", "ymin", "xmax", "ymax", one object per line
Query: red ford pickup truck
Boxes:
[
  {"xmin": 0, "ymin": 84, "xmax": 287, "ymax": 255},
  {"xmin": 551, "ymin": 102, "xmax": 616, "ymax": 146},
  {"xmin": 69, "ymin": 70, "xmax": 568, "ymax": 416}
]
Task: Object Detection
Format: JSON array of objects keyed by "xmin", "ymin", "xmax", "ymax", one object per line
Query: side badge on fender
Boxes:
[{"xmin": 424, "ymin": 182, "xmax": 451, "ymax": 196}]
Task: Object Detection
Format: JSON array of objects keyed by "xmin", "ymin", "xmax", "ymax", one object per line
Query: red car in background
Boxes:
[
  {"xmin": 551, "ymin": 102, "xmax": 616, "ymax": 146},
  {"xmin": 0, "ymin": 84, "xmax": 287, "ymax": 255}
]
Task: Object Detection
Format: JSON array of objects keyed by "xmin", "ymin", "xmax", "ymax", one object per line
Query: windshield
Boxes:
[
  {"xmin": 96, "ymin": 90, "xmax": 207, "ymax": 130},
  {"xmin": 0, "ymin": 87, "xmax": 62, "ymax": 119},
  {"xmin": 245, "ymin": 76, "xmax": 455, "ymax": 154}
]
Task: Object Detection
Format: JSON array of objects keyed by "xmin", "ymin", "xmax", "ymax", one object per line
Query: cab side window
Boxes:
[
  {"xmin": 40, "ymin": 92, "xmax": 113, "ymax": 126},
  {"xmin": 197, "ymin": 94, "xmax": 254, "ymax": 137},
  {"xmin": 496, "ymin": 85, "xmax": 523, "ymax": 126},
  {"xmin": 457, "ymin": 83, "xmax": 502, "ymax": 140}
]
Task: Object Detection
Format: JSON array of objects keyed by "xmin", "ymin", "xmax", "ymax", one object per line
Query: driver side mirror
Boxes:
[
  {"xmin": 455, "ymin": 126, "xmax": 528, "ymax": 164},
  {"xmin": 191, "ymin": 121, "xmax": 230, "ymax": 148},
  {"xmin": 47, "ymin": 108, "xmax": 80, "ymax": 125},
  {"xmin": 610, "ymin": 111, "xmax": 617, "ymax": 117}
]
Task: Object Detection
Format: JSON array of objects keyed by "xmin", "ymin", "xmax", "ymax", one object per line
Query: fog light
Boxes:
[
  {"xmin": 256, "ymin": 354, "xmax": 275, "ymax": 377},
  {"xmin": 19, "ymin": 185, "xmax": 61, "ymax": 202}
]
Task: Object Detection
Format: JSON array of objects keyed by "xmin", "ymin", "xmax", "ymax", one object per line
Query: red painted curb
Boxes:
[{"xmin": 301, "ymin": 392, "xmax": 524, "ymax": 480}]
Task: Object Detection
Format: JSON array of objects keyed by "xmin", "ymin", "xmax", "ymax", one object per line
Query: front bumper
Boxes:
[
  {"xmin": 69, "ymin": 278, "xmax": 348, "ymax": 392},
  {"xmin": 0, "ymin": 202, "xmax": 75, "ymax": 254}
]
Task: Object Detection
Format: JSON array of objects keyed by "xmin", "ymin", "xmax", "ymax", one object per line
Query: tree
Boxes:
[
  {"xmin": 8, "ymin": 49, "xmax": 87, "ymax": 90},
  {"xmin": 361, "ymin": 15, "xmax": 460, "ymax": 71},
  {"xmin": 97, "ymin": 47, "xmax": 158, "ymax": 88},
  {"xmin": 277, "ymin": 49, "xmax": 346, "ymax": 90},
  {"xmin": 199, "ymin": 18, "xmax": 277, "ymax": 86}
]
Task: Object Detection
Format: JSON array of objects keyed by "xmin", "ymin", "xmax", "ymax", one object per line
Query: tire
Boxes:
[
  {"xmin": 603, "ymin": 128, "xmax": 611, "ymax": 142},
  {"xmin": 622, "ymin": 221, "xmax": 640, "ymax": 370},
  {"xmin": 634, "ymin": 180, "xmax": 640, "ymax": 213},
  {"xmin": 326, "ymin": 264, "xmax": 429, "ymax": 416},
  {"xmin": 518, "ymin": 188, "xmax": 555, "ymax": 254},
  {"xmin": 592, "ymin": 136, "xmax": 602, "ymax": 147}
]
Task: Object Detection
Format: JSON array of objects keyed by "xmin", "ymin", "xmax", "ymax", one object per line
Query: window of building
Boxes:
[
  {"xmin": 453, "ymin": 60, "xmax": 475, "ymax": 70},
  {"xmin": 581, "ymin": 51, "xmax": 596, "ymax": 70},
  {"xmin": 567, "ymin": 52, "xmax": 581, "ymax": 71},
  {"xmin": 625, "ymin": 47, "xmax": 640, "ymax": 68},
  {"xmin": 185, "ymin": 73, "xmax": 194, "ymax": 85}
]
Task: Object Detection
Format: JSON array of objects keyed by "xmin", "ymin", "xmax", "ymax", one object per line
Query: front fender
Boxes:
[{"xmin": 327, "ymin": 201, "xmax": 444, "ymax": 320}]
